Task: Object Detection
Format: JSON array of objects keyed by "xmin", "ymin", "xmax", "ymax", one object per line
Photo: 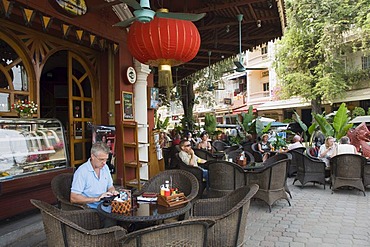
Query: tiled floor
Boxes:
[
  {"xmin": 245, "ymin": 177, "xmax": 370, "ymax": 247},
  {"xmin": 2, "ymin": 177, "xmax": 370, "ymax": 247}
]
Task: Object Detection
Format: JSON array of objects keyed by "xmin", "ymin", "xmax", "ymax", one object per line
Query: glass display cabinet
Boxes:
[
  {"xmin": 0, "ymin": 118, "xmax": 72, "ymax": 220},
  {"xmin": 0, "ymin": 118, "xmax": 68, "ymax": 178}
]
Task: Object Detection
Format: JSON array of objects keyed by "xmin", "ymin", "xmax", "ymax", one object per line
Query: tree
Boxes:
[
  {"xmin": 274, "ymin": 0, "xmax": 369, "ymax": 115},
  {"xmin": 175, "ymin": 57, "xmax": 234, "ymax": 131}
]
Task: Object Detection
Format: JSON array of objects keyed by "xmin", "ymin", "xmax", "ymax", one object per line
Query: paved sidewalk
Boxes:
[
  {"xmin": 2, "ymin": 177, "xmax": 370, "ymax": 246},
  {"xmin": 245, "ymin": 177, "xmax": 370, "ymax": 247}
]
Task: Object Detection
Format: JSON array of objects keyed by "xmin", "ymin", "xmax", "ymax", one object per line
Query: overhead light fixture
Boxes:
[{"xmin": 257, "ymin": 20, "xmax": 262, "ymax": 28}]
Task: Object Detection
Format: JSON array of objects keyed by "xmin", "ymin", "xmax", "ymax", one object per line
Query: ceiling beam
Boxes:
[
  {"xmin": 192, "ymin": 0, "xmax": 264, "ymax": 13},
  {"xmin": 198, "ymin": 16, "xmax": 281, "ymax": 31}
]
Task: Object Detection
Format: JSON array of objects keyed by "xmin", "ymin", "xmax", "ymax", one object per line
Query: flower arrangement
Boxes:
[{"xmin": 12, "ymin": 100, "xmax": 38, "ymax": 114}]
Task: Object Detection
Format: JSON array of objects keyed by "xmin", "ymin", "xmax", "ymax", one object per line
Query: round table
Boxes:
[{"xmin": 97, "ymin": 200, "xmax": 192, "ymax": 224}]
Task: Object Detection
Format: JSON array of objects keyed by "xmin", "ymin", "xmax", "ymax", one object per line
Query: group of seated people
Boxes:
[{"xmin": 317, "ymin": 136, "xmax": 358, "ymax": 168}]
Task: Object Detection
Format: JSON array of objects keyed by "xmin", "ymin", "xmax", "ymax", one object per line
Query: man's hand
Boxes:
[{"xmin": 98, "ymin": 191, "xmax": 114, "ymax": 201}]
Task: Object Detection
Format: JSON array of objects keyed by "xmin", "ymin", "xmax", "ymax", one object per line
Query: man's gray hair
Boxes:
[
  {"xmin": 91, "ymin": 141, "xmax": 110, "ymax": 155},
  {"xmin": 340, "ymin": 136, "xmax": 350, "ymax": 144}
]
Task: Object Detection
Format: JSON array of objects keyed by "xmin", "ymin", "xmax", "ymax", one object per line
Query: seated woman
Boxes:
[
  {"xmin": 196, "ymin": 131, "xmax": 212, "ymax": 152},
  {"xmin": 258, "ymin": 134, "xmax": 273, "ymax": 161},
  {"xmin": 318, "ymin": 136, "xmax": 336, "ymax": 168}
]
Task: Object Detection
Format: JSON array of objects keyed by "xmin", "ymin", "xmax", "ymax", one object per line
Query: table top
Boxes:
[{"xmin": 97, "ymin": 200, "xmax": 192, "ymax": 223}]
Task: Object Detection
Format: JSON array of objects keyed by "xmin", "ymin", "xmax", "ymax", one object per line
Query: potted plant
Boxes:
[{"xmin": 11, "ymin": 100, "xmax": 38, "ymax": 118}]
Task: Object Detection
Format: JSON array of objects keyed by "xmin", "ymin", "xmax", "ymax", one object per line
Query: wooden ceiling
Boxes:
[{"xmin": 141, "ymin": 0, "xmax": 286, "ymax": 81}]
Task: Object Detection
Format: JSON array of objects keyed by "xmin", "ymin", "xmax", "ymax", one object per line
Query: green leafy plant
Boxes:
[
  {"xmin": 240, "ymin": 105, "xmax": 255, "ymax": 134},
  {"xmin": 352, "ymin": 107, "xmax": 365, "ymax": 117},
  {"xmin": 311, "ymin": 102, "xmax": 353, "ymax": 140},
  {"xmin": 154, "ymin": 112, "xmax": 170, "ymax": 131},
  {"xmin": 271, "ymin": 134, "xmax": 287, "ymax": 150},
  {"xmin": 204, "ymin": 113, "xmax": 217, "ymax": 138}
]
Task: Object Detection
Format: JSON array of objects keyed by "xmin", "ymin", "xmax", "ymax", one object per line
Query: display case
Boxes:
[
  {"xmin": 0, "ymin": 118, "xmax": 68, "ymax": 178},
  {"xmin": 0, "ymin": 118, "xmax": 71, "ymax": 220}
]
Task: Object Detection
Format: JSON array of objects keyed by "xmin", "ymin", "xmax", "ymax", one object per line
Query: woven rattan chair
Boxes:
[
  {"xmin": 227, "ymin": 150, "xmax": 255, "ymax": 165},
  {"xmin": 203, "ymin": 160, "xmax": 246, "ymax": 198},
  {"xmin": 287, "ymin": 147, "xmax": 306, "ymax": 177},
  {"xmin": 135, "ymin": 170, "xmax": 199, "ymax": 202},
  {"xmin": 224, "ymin": 145, "xmax": 242, "ymax": 154},
  {"xmin": 30, "ymin": 199, "xmax": 126, "ymax": 247},
  {"xmin": 119, "ymin": 218, "xmax": 214, "ymax": 247},
  {"xmin": 191, "ymin": 184, "xmax": 259, "ymax": 247},
  {"xmin": 246, "ymin": 154, "xmax": 291, "ymax": 212},
  {"xmin": 292, "ymin": 152, "xmax": 326, "ymax": 189},
  {"xmin": 251, "ymin": 142, "xmax": 264, "ymax": 162},
  {"xmin": 363, "ymin": 162, "xmax": 370, "ymax": 187},
  {"xmin": 51, "ymin": 173, "xmax": 87, "ymax": 210},
  {"xmin": 330, "ymin": 154, "xmax": 366, "ymax": 196},
  {"xmin": 212, "ymin": 140, "xmax": 229, "ymax": 152},
  {"xmin": 175, "ymin": 153, "xmax": 206, "ymax": 199},
  {"xmin": 193, "ymin": 148, "xmax": 217, "ymax": 161}
]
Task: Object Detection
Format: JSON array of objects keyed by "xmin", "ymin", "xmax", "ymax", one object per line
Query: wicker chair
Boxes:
[
  {"xmin": 30, "ymin": 199, "xmax": 126, "ymax": 247},
  {"xmin": 191, "ymin": 184, "xmax": 259, "ymax": 247},
  {"xmin": 212, "ymin": 140, "xmax": 229, "ymax": 152},
  {"xmin": 227, "ymin": 150, "xmax": 255, "ymax": 165},
  {"xmin": 203, "ymin": 160, "xmax": 246, "ymax": 198},
  {"xmin": 292, "ymin": 152, "xmax": 326, "ymax": 189},
  {"xmin": 251, "ymin": 142, "xmax": 263, "ymax": 162},
  {"xmin": 246, "ymin": 154, "xmax": 291, "ymax": 212},
  {"xmin": 135, "ymin": 170, "xmax": 199, "ymax": 202},
  {"xmin": 193, "ymin": 148, "xmax": 217, "ymax": 161},
  {"xmin": 175, "ymin": 153, "xmax": 206, "ymax": 199},
  {"xmin": 287, "ymin": 147, "xmax": 306, "ymax": 177},
  {"xmin": 224, "ymin": 145, "xmax": 242, "ymax": 154},
  {"xmin": 119, "ymin": 218, "xmax": 215, "ymax": 247},
  {"xmin": 51, "ymin": 173, "xmax": 87, "ymax": 210},
  {"xmin": 363, "ymin": 162, "xmax": 370, "ymax": 187},
  {"xmin": 330, "ymin": 154, "xmax": 366, "ymax": 196}
]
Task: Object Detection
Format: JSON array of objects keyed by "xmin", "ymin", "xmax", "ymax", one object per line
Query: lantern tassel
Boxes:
[{"xmin": 158, "ymin": 64, "xmax": 173, "ymax": 88}]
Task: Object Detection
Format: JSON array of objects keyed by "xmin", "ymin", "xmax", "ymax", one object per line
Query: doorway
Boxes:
[{"xmin": 40, "ymin": 50, "xmax": 96, "ymax": 167}]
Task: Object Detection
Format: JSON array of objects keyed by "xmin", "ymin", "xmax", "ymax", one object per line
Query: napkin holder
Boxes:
[{"xmin": 157, "ymin": 192, "xmax": 188, "ymax": 207}]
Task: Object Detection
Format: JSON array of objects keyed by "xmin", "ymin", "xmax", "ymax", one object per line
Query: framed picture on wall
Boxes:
[
  {"xmin": 149, "ymin": 87, "xmax": 159, "ymax": 109},
  {"xmin": 122, "ymin": 91, "xmax": 134, "ymax": 121}
]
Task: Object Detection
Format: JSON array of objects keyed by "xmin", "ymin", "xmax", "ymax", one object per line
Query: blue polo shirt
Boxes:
[{"xmin": 71, "ymin": 158, "xmax": 113, "ymax": 209}]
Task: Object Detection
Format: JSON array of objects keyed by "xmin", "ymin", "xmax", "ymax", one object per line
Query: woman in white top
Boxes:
[{"xmin": 318, "ymin": 136, "xmax": 336, "ymax": 168}]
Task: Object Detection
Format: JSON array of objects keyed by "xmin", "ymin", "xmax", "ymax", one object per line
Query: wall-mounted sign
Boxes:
[
  {"xmin": 224, "ymin": 98, "xmax": 232, "ymax": 105},
  {"xmin": 49, "ymin": 0, "xmax": 88, "ymax": 17},
  {"xmin": 261, "ymin": 70, "xmax": 269, "ymax": 77},
  {"xmin": 122, "ymin": 91, "xmax": 134, "ymax": 121},
  {"xmin": 126, "ymin": 67, "xmax": 137, "ymax": 84}
]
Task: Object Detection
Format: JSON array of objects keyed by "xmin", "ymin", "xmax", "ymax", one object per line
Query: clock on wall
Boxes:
[
  {"xmin": 49, "ymin": 0, "xmax": 88, "ymax": 17},
  {"xmin": 126, "ymin": 67, "xmax": 137, "ymax": 84}
]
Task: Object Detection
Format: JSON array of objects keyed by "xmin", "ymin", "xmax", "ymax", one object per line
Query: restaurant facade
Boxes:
[{"xmin": 0, "ymin": 0, "xmax": 157, "ymax": 219}]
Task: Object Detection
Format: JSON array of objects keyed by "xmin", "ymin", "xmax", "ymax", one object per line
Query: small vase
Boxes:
[{"xmin": 19, "ymin": 112, "xmax": 33, "ymax": 118}]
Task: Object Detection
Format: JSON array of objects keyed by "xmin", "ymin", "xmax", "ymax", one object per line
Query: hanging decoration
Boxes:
[{"xmin": 127, "ymin": 15, "xmax": 201, "ymax": 90}]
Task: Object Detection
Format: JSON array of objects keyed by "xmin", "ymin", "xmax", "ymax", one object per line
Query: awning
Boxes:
[{"xmin": 232, "ymin": 105, "xmax": 257, "ymax": 114}]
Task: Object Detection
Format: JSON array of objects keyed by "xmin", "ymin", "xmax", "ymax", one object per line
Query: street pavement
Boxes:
[
  {"xmin": 245, "ymin": 177, "xmax": 370, "ymax": 247},
  {"xmin": 1, "ymin": 177, "xmax": 370, "ymax": 246}
]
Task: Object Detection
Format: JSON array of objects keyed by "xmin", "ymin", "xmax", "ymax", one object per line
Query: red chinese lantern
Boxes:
[{"xmin": 127, "ymin": 16, "xmax": 201, "ymax": 88}]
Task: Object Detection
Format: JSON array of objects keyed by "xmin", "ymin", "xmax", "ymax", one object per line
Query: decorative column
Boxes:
[{"xmin": 134, "ymin": 59, "xmax": 151, "ymax": 180}]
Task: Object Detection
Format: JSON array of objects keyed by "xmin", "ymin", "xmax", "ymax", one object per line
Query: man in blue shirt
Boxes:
[{"xmin": 71, "ymin": 142, "xmax": 118, "ymax": 209}]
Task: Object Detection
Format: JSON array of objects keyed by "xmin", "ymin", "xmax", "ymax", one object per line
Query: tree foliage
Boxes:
[{"xmin": 274, "ymin": 0, "xmax": 370, "ymax": 114}]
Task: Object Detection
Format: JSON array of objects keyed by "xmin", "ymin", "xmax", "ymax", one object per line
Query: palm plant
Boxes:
[{"xmin": 311, "ymin": 102, "xmax": 353, "ymax": 140}]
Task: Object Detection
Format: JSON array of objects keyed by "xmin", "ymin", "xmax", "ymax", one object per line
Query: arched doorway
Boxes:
[{"xmin": 40, "ymin": 50, "xmax": 96, "ymax": 167}]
